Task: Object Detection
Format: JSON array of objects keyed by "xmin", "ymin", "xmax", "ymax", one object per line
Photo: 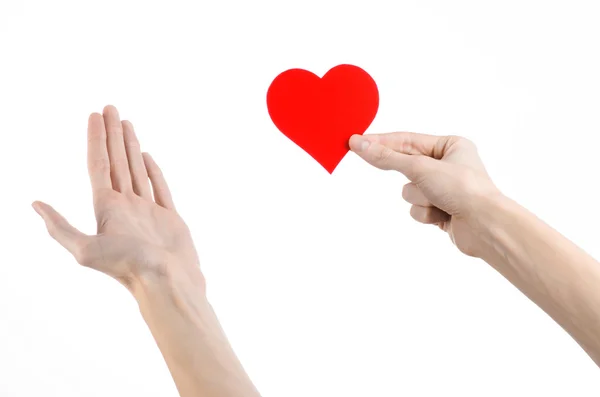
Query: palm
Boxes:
[
  {"xmin": 88, "ymin": 189, "xmax": 197, "ymax": 282},
  {"xmin": 34, "ymin": 106, "xmax": 199, "ymax": 288}
]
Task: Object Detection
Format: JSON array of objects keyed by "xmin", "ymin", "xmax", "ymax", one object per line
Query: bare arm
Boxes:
[
  {"xmin": 349, "ymin": 131, "xmax": 600, "ymax": 367},
  {"xmin": 34, "ymin": 105, "xmax": 261, "ymax": 397},
  {"xmin": 133, "ymin": 266, "xmax": 260, "ymax": 397},
  {"xmin": 477, "ymin": 195, "xmax": 600, "ymax": 365}
]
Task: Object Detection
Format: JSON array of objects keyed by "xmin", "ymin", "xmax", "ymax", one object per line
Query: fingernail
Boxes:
[
  {"xmin": 360, "ymin": 139, "xmax": 370, "ymax": 151},
  {"xmin": 350, "ymin": 135, "xmax": 371, "ymax": 152}
]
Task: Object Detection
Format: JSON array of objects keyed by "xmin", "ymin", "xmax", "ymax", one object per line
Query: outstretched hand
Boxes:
[
  {"xmin": 33, "ymin": 105, "xmax": 201, "ymax": 291},
  {"xmin": 350, "ymin": 132, "xmax": 502, "ymax": 258}
]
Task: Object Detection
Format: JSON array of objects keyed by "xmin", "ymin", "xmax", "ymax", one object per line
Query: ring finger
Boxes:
[
  {"xmin": 122, "ymin": 120, "xmax": 152, "ymax": 200},
  {"xmin": 410, "ymin": 205, "xmax": 450, "ymax": 224}
]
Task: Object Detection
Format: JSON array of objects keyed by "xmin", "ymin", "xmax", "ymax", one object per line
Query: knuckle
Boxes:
[
  {"xmin": 457, "ymin": 168, "xmax": 491, "ymax": 196},
  {"xmin": 421, "ymin": 210, "xmax": 432, "ymax": 223},
  {"xmin": 46, "ymin": 223, "xmax": 60, "ymax": 240},
  {"xmin": 107, "ymin": 125, "xmax": 123, "ymax": 135},
  {"xmin": 148, "ymin": 164, "xmax": 163, "ymax": 176},
  {"xmin": 74, "ymin": 245, "xmax": 90, "ymax": 266},
  {"xmin": 110, "ymin": 157, "xmax": 129, "ymax": 170},
  {"xmin": 373, "ymin": 146, "xmax": 393, "ymax": 165},
  {"xmin": 46, "ymin": 220, "xmax": 67, "ymax": 241},
  {"xmin": 453, "ymin": 135, "xmax": 477, "ymax": 150},
  {"xmin": 455, "ymin": 167, "xmax": 476, "ymax": 186},
  {"xmin": 409, "ymin": 156, "xmax": 430, "ymax": 177},
  {"xmin": 90, "ymin": 156, "xmax": 110, "ymax": 172},
  {"xmin": 75, "ymin": 239, "xmax": 99, "ymax": 267},
  {"xmin": 87, "ymin": 131, "xmax": 105, "ymax": 143},
  {"xmin": 124, "ymin": 138, "xmax": 140, "ymax": 149},
  {"xmin": 72, "ymin": 241, "xmax": 90, "ymax": 265},
  {"xmin": 94, "ymin": 188, "xmax": 117, "ymax": 203},
  {"xmin": 412, "ymin": 155, "xmax": 428, "ymax": 167},
  {"xmin": 401, "ymin": 183, "xmax": 413, "ymax": 201},
  {"xmin": 409, "ymin": 205, "xmax": 423, "ymax": 222}
]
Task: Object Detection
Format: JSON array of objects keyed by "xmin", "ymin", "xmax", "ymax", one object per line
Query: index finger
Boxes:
[
  {"xmin": 367, "ymin": 132, "xmax": 447, "ymax": 159},
  {"xmin": 87, "ymin": 112, "xmax": 112, "ymax": 191}
]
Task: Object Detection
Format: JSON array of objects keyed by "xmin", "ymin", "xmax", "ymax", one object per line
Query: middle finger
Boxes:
[
  {"xmin": 122, "ymin": 120, "xmax": 152, "ymax": 200},
  {"xmin": 103, "ymin": 105, "xmax": 133, "ymax": 193}
]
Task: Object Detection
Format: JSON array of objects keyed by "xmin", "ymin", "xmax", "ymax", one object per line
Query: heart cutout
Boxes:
[{"xmin": 267, "ymin": 64, "xmax": 379, "ymax": 173}]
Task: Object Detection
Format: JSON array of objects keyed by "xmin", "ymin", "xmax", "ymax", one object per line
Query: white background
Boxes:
[{"xmin": 1, "ymin": 0, "xmax": 600, "ymax": 395}]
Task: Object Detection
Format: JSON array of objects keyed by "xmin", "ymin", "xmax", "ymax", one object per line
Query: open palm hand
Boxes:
[{"xmin": 34, "ymin": 106, "xmax": 200, "ymax": 290}]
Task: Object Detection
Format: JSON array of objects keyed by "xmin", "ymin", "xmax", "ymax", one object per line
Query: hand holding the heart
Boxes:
[{"xmin": 349, "ymin": 132, "xmax": 502, "ymax": 258}]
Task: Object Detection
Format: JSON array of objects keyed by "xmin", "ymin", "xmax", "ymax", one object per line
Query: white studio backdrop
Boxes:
[{"xmin": 1, "ymin": 0, "xmax": 600, "ymax": 395}]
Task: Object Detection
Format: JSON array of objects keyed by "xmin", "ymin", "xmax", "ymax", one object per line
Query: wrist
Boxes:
[
  {"xmin": 129, "ymin": 261, "xmax": 260, "ymax": 397},
  {"xmin": 469, "ymin": 193, "xmax": 522, "ymax": 261},
  {"xmin": 131, "ymin": 260, "xmax": 209, "ymax": 315}
]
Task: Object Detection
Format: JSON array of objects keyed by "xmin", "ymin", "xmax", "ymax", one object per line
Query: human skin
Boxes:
[
  {"xmin": 32, "ymin": 104, "xmax": 600, "ymax": 396},
  {"xmin": 349, "ymin": 132, "xmax": 600, "ymax": 367},
  {"xmin": 33, "ymin": 105, "xmax": 261, "ymax": 397}
]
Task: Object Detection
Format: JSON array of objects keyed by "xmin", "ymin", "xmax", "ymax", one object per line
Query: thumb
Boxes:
[
  {"xmin": 32, "ymin": 201, "xmax": 88, "ymax": 258},
  {"xmin": 349, "ymin": 134, "xmax": 434, "ymax": 181}
]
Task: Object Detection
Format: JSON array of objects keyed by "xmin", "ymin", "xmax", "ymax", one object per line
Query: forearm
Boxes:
[
  {"xmin": 476, "ymin": 195, "xmax": 600, "ymax": 365},
  {"xmin": 132, "ymin": 265, "xmax": 261, "ymax": 397}
]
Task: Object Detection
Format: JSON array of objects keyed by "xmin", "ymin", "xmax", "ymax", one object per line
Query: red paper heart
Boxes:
[{"xmin": 267, "ymin": 64, "xmax": 379, "ymax": 173}]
